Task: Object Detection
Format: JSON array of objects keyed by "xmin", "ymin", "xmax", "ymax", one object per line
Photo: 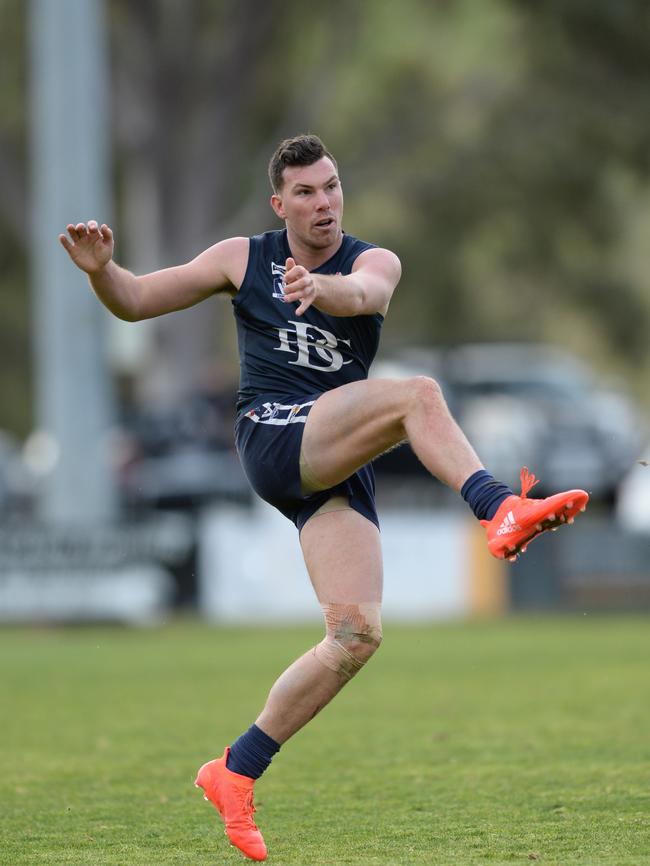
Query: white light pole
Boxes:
[{"xmin": 30, "ymin": 0, "xmax": 117, "ymax": 524}]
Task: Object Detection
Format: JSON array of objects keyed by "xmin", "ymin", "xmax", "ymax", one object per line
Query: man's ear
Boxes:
[{"xmin": 270, "ymin": 193, "xmax": 285, "ymax": 220}]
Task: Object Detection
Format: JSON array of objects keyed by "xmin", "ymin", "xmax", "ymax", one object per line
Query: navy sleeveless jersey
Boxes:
[{"xmin": 232, "ymin": 229, "xmax": 383, "ymax": 412}]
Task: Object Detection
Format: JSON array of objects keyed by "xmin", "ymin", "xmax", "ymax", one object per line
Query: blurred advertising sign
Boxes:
[{"xmin": 0, "ymin": 514, "xmax": 195, "ymax": 624}]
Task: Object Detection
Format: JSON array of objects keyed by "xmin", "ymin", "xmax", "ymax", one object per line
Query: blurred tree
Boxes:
[
  {"xmin": 475, "ymin": 0, "xmax": 650, "ymax": 379},
  {"xmin": 503, "ymin": 0, "xmax": 650, "ymax": 380},
  {"xmin": 109, "ymin": 0, "xmax": 362, "ymax": 402},
  {"xmin": 0, "ymin": 0, "xmax": 29, "ymax": 436},
  {"xmin": 365, "ymin": 0, "xmax": 650, "ymax": 394}
]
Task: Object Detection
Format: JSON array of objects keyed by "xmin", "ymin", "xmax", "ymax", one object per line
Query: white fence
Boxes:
[{"xmin": 198, "ymin": 499, "xmax": 505, "ymax": 623}]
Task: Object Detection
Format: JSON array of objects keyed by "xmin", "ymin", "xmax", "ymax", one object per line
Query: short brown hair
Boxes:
[{"xmin": 268, "ymin": 134, "xmax": 338, "ymax": 193}]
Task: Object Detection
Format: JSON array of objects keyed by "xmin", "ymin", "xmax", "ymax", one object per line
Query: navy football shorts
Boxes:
[{"xmin": 234, "ymin": 392, "xmax": 379, "ymax": 533}]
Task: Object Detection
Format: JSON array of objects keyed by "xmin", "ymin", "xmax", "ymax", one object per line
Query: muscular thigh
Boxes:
[
  {"xmin": 300, "ymin": 378, "xmax": 412, "ymax": 491},
  {"xmin": 300, "ymin": 506, "xmax": 383, "ymax": 604}
]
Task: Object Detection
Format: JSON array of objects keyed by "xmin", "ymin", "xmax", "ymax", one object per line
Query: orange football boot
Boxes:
[
  {"xmin": 195, "ymin": 747, "xmax": 267, "ymax": 861},
  {"xmin": 481, "ymin": 467, "xmax": 588, "ymax": 561}
]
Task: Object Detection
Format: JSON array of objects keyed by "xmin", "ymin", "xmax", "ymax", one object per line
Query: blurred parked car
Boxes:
[
  {"xmin": 117, "ymin": 388, "xmax": 250, "ymax": 510},
  {"xmin": 372, "ymin": 343, "xmax": 646, "ymax": 502},
  {"xmin": 616, "ymin": 448, "xmax": 650, "ymax": 532}
]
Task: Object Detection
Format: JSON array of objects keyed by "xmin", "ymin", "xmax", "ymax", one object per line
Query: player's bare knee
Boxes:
[
  {"xmin": 338, "ymin": 629, "xmax": 382, "ymax": 666},
  {"xmin": 409, "ymin": 375, "xmax": 443, "ymax": 407},
  {"xmin": 313, "ymin": 602, "xmax": 382, "ymax": 683},
  {"xmin": 337, "ymin": 605, "xmax": 382, "ymax": 654}
]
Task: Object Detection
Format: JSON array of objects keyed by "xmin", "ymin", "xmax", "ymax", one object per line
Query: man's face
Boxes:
[{"xmin": 270, "ymin": 156, "xmax": 343, "ymax": 250}]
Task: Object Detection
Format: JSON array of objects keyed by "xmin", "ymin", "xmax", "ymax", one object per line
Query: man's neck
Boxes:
[{"xmin": 285, "ymin": 228, "xmax": 343, "ymax": 271}]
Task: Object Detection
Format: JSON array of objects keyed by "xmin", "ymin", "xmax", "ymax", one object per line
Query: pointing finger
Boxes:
[
  {"xmin": 75, "ymin": 222, "xmax": 87, "ymax": 235},
  {"xmin": 59, "ymin": 233, "xmax": 73, "ymax": 251},
  {"xmin": 295, "ymin": 297, "xmax": 311, "ymax": 316}
]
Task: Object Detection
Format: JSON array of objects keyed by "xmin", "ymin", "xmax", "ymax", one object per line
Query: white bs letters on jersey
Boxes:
[{"xmin": 274, "ymin": 320, "xmax": 352, "ymax": 372}]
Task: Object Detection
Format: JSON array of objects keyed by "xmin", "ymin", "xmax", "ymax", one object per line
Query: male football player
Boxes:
[{"xmin": 60, "ymin": 134, "xmax": 588, "ymax": 861}]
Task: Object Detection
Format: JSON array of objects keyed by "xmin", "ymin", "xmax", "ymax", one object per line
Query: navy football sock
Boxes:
[
  {"xmin": 461, "ymin": 469, "xmax": 513, "ymax": 521},
  {"xmin": 226, "ymin": 724, "xmax": 281, "ymax": 780}
]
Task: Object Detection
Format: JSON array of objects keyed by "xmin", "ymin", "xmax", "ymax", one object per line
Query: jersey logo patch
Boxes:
[
  {"xmin": 271, "ymin": 261, "xmax": 286, "ymax": 299},
  {"xmin": 274, "ymin": 320, "xmax": 352, "ymax": 371}
]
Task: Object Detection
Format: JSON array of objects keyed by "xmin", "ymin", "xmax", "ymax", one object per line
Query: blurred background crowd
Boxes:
[{"xmin": 1, "ymin": 0, "xmax": 650, "ymax": 621}]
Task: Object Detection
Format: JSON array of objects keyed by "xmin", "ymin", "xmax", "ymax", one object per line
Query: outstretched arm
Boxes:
[
  {"xmin": 59, "ymin": 221, "xmax": 248, "ymax": 321},
  {"xmin": 281, "ymin": 247, "xmax": 401, "ymax": 318}
]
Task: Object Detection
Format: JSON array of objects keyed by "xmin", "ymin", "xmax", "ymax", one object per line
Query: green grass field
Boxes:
[{"xmin": 2, "ymin": 616, "xmax": 649, "ymax": 866}]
